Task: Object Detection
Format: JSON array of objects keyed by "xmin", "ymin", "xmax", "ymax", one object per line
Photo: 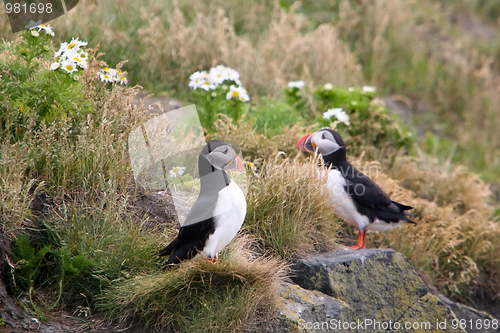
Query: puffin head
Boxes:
[
  {"xmin": 202, "ymin": 140, "xmax": 243, "ymax": 172},
  {"xmin": 297, "ymin": 129, "xmax": 345, "ymax": 156}
]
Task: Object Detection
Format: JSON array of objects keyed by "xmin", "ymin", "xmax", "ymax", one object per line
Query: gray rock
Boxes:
[
  {"xmin": 289, "ymin": 248, "xmax": 465, "ymax": 333},
  {"xmin": 276, "ymin": 283, "xmax": 349, "ymax": 332}
]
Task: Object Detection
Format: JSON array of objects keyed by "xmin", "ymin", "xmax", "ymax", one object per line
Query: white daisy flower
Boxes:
[
  {"xmin": 119, "ymin": 75, "xmax": 128, "ymax": 85},
  {"xmin": 56, "ymin": 38, "xmax": 88, "ymax": 58},
  {"xmin": 61, "ymin": 59, "xmax": 78, "ymax": 74},
  {"xmin": 78, "ymin": 51, "xmax": 88, "ymax": 61},
  {"xmin": 189, "ymin": 70, "xmax": 209, "ymax": 90},
  {"xmin": 348, "ymin": 87, "xmax": 355, "ymax": 92},
  {"xmin": 226, "ymin": 85, "xmax": 250, "ymax": 102},
  {"xmin": 209, "ymin": 65, "xmax": 229, "ymax": 85},
  {"xmin": 31, "ymin": 24, "xmax": 54, "ymax": 36},
  {"xmin": 67, "ymin": 37, "xmax": 88, "ymax": 50},
  {"xmin": 323, "ymin": 83, "xmax": 334, "ymax": 91},
  {"xmin": 169, "ymin": 166, "xmax": 186, "ymax": 178},
  {"xmin": 50, "ymin": 62, "xmax": 60, "ymax": 70},
  {"xmin": 99, "ymin": 72, "xmax": 113, "ymax": 82},
  {"xmin": 55, "ymin": 42, "xmax": 69, "ymax": 58},
  {"xmin": 323, "ymin": 108, "xmax": 350, "ymax": 126},
  {"xmin": 199, "ymin": 79, "xmax": 217, "ymax": 91},
  {"xmin": 362, "ymin": 85, "xmax": 376, "ymax": 93},
  {"xmin": 107, "ymin": 68, "xmax": 119, "ymax": 81},
  {"xmin": 226, "ymin": 68, "xmax": 241, "ymax": 85},
  {"xmin": 30, "ymin": 30, "xmax": 39, "ymax": 37},
  {"xmin": 288, "ymin": 80, "xmax": 305, "ymax": 89},
  {"xmin": 66, "ymin": 50, "xmax": 88, "ymax": 69}
]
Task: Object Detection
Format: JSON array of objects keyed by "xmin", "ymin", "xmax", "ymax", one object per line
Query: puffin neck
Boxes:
[
  {"xmin": 198, "ymin": 155, "xmax": 230, "ymax": 194},
  {"xmin": 320, "ymin": 147, "xmax": 347, "ymax": 169}
]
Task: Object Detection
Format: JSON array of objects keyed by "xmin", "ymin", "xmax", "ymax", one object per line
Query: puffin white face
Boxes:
[
  {"xmin": 206, "ymin": 145, "xmax": 243, "ymax": 172},
  {"xmin": 311, "ymin": 130, "xmax": 343, "ymax": 155}
]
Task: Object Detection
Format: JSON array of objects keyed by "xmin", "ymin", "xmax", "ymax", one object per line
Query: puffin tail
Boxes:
[
  {"xmin": 159, "ymin": 237, "xmax": 180, "ymax": 257},
  {"xmin": 392, "ymin": 201, "xmax": 417, "ymax": 224}
]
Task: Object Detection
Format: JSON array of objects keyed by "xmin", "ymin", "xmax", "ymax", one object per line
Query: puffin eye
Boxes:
[
  {"xmin": 321, "ymin": 133, "xmax": 326, "ymax": 140},
  {"xmin": 222, "ymin": 147, "xmax": 229, "ymax": 154}
]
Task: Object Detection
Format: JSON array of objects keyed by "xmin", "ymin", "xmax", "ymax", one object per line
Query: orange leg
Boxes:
[
  {"xmin": 348, "ymin": 230, "xmax": 367, "ymax": 250},
  {"xmin": 212, "ymin": 256, "xmax": 219, "ymax": 264}
]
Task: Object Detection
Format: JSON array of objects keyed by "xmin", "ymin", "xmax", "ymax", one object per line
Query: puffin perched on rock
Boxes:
[
  {"xmin": 297, "ymin": 129, "xmax": 415, "ymax": 249},
  {"xmin": 159, "ymin": 140, "xmax": 247, "ymax": 268}
]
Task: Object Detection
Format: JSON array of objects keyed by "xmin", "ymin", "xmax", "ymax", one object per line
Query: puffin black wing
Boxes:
[
  {"xmin": 159, "ymin": 217, "xmax": 216, "ymax": 268},
  {"xmin": 342, "ymin": 165, "xmax": 415, "ymax": 224}
]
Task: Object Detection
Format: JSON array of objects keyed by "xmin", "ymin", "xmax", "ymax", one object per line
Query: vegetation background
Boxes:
[{"xmin": 1, "ymin": 0, "xmax": 500, "ymax": 331}]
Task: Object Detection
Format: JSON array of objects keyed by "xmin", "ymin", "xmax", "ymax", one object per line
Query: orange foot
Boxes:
[{"xmin": 349, "ymin": 230, "xmax": 366, "ymax": 250}]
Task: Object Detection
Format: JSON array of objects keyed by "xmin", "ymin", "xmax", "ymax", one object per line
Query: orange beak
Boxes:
[
  {"xmin": 297, "ymin": 133, "xmax": 315, "ymax": 153},
  {"xmin": 229, "ymin": 154, "xmax": 244, "ymax": 172}
]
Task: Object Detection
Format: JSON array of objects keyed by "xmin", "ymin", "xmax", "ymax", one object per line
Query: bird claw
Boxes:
[{"xmin": 348, "ymin": 245, "xmax": 361, "ymax": 250}]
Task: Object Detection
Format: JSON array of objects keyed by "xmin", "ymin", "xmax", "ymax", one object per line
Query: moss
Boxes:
[
  {"xmin": 292, "ymin": 249, "xmax": 461, "ymax": 328},
  {"xmin": 398, "ymin": 294, "xmax": 465, "ymax": 333}
]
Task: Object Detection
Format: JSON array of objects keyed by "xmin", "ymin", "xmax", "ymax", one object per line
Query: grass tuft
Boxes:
[
  {"xmin": 98, "ymin": 236, "xmax": 287, "ymax": 332},
  {"xmin": 245, "ymin": 156, "xmax": 339, "ymax": 260}
]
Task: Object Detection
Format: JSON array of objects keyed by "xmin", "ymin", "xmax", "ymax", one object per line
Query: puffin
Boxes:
[
  {"xmin": 297, "ymin": 129, "xmax": 415, "ymax": 249},
  {"xmin": 159, "ymin": 140, "xmax": 247, "ymax": 268}
]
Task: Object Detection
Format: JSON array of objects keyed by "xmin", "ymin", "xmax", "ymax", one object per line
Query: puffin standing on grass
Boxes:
[
  {"xmin": 159, "ymin": 140, "xmax": 247, "ymax": 269},
  {"xmin": 297, "ymin": 129, "xmax": 415, "ymax": 249}
]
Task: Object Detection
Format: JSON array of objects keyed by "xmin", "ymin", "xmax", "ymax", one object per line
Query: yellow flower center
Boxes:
[
  {"xmin": 66, "ymin": 65, "xmax": 74, "ymax": 70},
  {"xmin": 73, "ymin": 57, "xmax": 81, "ymax": 62},
  {"xmin": 68, "ymin": 43, "xmax": 76, "ymax": 49},
  {"xmin": 233, "ymin": 92, "xmax": 239, "ymax": 97},
  {"xmin": 104, "ymin": 67, "xmax": 110, "ymax": 71},
  {"xmin": 173, "ymin": 167, "xmax": 180, "ymax": 173}
]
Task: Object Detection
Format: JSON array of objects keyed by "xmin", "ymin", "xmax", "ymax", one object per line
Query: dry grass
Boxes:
[
  {"xmin": 244, "ymin": 155, "xmax": 339, "ymax": 260},
  {"xmin": 99, "ymin": 236, "xmax": 288, "ymax": 332},
  {"xmin": 0, "ymin": 145, "xmax": 40, "ymax": 236},
  {"xmin": 134, "ymin": 4, "xmax": 362, "ymax": 97},
  {"xmin": 387, "ymin": 150, "xmax": 493, "ymax": 217},
  {"xmin": 210, "ymin": 115, "xmax": 310, "ymax": 162}
]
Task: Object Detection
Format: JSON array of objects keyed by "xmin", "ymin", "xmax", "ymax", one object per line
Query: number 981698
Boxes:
[
  {"xmin": 5, "ymin": 2, "xmax": 53, "ymax": 14},
  {"xmin": 451, "ymin": 318, "xmax": 499, "ymax": 330}
]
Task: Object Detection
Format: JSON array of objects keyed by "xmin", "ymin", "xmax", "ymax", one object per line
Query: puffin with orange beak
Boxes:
[
  {"xmin": 297, "ymin": 129, "xmax": 415, "ymax": 249},
  {"xmin": 159, "ymin": 140, "xmax": 246, "ymax": 268}
]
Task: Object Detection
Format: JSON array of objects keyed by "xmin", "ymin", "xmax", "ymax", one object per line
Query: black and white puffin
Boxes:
[
  {"xmin": 159, "ymin": 140, "xmax": 247, "ymax": 268},
  {"xmin": 297, "ymin": 129, "xmax": 415, "ymax": 249}
]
